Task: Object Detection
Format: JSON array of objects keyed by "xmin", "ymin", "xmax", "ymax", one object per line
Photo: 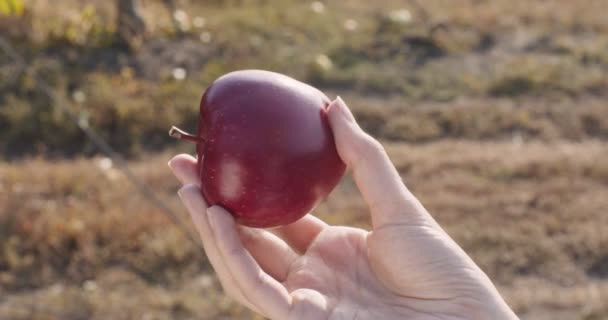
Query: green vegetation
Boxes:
[
  {"xmin": 0, "ymin": 0, "xmax": 24, "ymax": 16},
  {"xmin": 1, "ymin": 0, "xmax": 608, "ymax": 157}
]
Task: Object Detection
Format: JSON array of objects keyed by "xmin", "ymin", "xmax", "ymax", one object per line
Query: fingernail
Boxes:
[
  {"xmin": 332, "ymin": 96, "xmax": 349, "ymax": 119},
  {"xmin": 336, "ymin": 96, "xmax": 346, "ymax": 110},
  {"xmin": 168, "ymin": 156, "xmax": 179, "ymax": 171},
  {"xmin": 326, "ymin": 98, "xmax": 338, "ymax": 113},
  {"xmin": 178, "ymin": 184, "xmax": 199, "ymax": 200},
  {"xmin": 177, "ymin": 185, "xmax": 188, "ymax": 199}
]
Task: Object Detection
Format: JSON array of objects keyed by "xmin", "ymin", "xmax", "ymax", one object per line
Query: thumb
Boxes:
[{"xmin": 326, "ymin": 97, "xmax": 433, "ymax": 229}]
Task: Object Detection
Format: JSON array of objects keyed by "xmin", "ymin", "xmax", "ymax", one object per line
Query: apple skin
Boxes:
[{"xmin": 195, "ymin": 70, "xmax": 346, "ymax": 228}]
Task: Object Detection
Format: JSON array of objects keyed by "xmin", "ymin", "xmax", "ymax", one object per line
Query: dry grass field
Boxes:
[
  {"xmin": 1, "ymin": 0, "xmax": 608, "ymax": 319},
  {"xmin": 1, "ymin": 141, "xmax": 607, "ymax": 319}
]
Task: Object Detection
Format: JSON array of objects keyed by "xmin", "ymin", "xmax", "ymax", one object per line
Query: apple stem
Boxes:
[{"xmin": 169, "ymin": 126, "xmax": 205, "ymax": 143}]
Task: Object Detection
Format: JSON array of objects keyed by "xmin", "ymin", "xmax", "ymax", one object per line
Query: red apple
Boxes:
[{"xmin": 170, "ymin": 70, "xmax": 346, "ymax": 228}]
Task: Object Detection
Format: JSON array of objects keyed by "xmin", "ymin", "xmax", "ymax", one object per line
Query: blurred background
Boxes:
[{"xmin": 1, "ymin": 0, "xmax": 607, "ymax": 319}]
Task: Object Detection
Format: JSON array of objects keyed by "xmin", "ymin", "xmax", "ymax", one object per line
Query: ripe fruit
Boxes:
[{"xmin": 170, "ymin": 70, "xmax": 346, "ymax": 228}]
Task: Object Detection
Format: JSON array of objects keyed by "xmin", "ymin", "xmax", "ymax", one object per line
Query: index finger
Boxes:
[
  {"xmin": 168, "ymin": 154, "xmax": 200, "ymax": 185},
  {"xmin": 326, "ymin": 97, "xmax": 435, "ymax": 230}
]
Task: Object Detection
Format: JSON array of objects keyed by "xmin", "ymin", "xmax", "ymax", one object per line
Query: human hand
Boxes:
[{"xmin": 169, "ymin": 97, "xmax": 519, "ymax": 320}]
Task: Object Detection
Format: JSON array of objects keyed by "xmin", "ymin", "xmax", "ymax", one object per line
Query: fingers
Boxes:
[
  {"xmin": 238, "ymin": 226, "xmax": 299, "ymax": 281},
  {"xmin": 208, "ymin": 206, "xmax": 292, "ymax": 320},
  {"xmin": 168, "ymin": 154, "xmax": 200, "ymax": 185},
  {"xmin": 170, "ymin": 154, "xmax": 264, "ymax": 314},
  {"xmin": 170, "ymin": 154, "xmax": 303, "ymax": 278},
  {"xmin": 326, "ymin": 97, "xmax": 433, "ymax": 230},
  {"xmin": 170, "ymin": 154, "xmax": 297, "ymax": 317},
  {"xmin": 177, "ymin": 185, "xmax": 264, "ymax": 315},
  {"xmin": 270, "ymin": 214, "xmax": 327, "ymax": 253}
]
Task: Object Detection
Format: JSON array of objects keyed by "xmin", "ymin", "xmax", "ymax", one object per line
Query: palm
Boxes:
[
  {"xmin": 285, "ymin": 226, "xmax": 391, "ymax": 319},
  {"xmin": 283, "ymin": 225, "xmax": 481, "ymax": 320}
]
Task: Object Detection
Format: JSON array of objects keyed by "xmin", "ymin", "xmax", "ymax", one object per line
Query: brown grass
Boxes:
[{"xmin": 1, "ymin": 141, "xmax": 607, "ymax": 319}]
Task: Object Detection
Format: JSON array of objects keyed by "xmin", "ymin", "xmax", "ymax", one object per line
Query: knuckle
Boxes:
[
  {"xmin": 358, "ymin": 133, "xmax": 385, "ymax": 154},
  {"xmin": 253, "ymin": 271, "xmax": 268, "ymax": 289},
  {"xmin": 350, "ymin": 133, "xmax": 386, "ymax": 164},
  {"xmin": 224, "ymin": 243, "xmax": 243, "ymax": 260},
  {"xmin": 237, "ymin": 227, "xmax": 258, "ymax": 244}
]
